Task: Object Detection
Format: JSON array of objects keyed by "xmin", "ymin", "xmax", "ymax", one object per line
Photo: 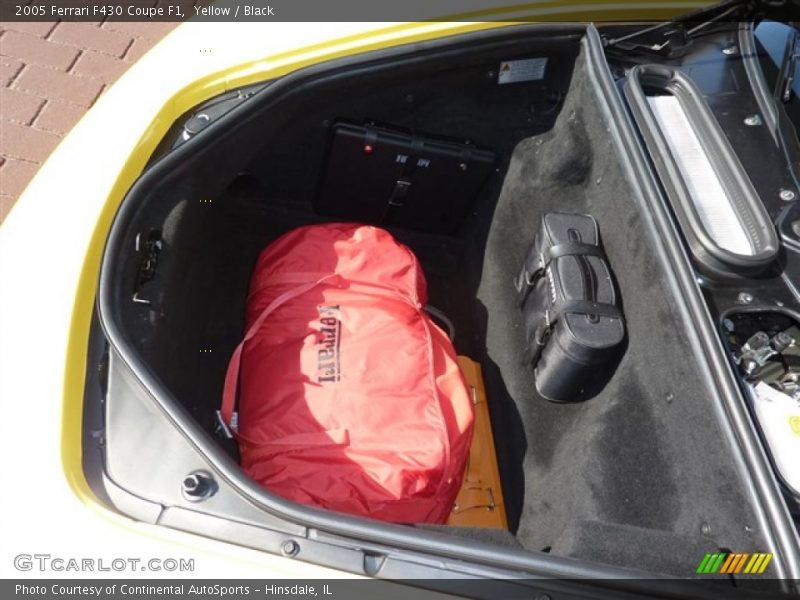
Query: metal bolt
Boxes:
[
  {"xmin": 281, "ymin": 540, "xmax": 299, "ymax": 557},
  {"xmin": 779, "ymin": 189, "xmax": 796, "ymax": 202},
  {"xmin": 773, "ymin": 331, "xmax": 794, "ymax": 352},
  {"xmin": 184, "ymin": 113, "xmax": 211, "ymax": 136},
  {"xmin": 181, "ymin": 471, "xmax": 217, "ymax": 502},
  {"xmin": 744, "ymin": 114, "xmax": 763, "ymax": 126},
  {"xmin": 722, "ymin": 45, "xmax": 738, "ymax": 55},
  {"xmin": 665, "ymin": 392, "xmax": 674, "ymax": 404},
  {"xmin": 701, "ymin": 523, "xmax": 712, "ymax": 536},
  {"xmin": 737, "ymin": 292, "xmax": 754, "ymax": 304}
]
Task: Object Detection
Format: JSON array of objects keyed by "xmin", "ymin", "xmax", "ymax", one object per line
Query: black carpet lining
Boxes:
[{"xmin": 472, "ymin": 46, "xmax": 766, "ymax": 574}]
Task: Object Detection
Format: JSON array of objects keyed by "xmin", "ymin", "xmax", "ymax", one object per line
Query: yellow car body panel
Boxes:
[{"xmin": 0, "ymin": 4, "xmax": 708, "ymax": 577}]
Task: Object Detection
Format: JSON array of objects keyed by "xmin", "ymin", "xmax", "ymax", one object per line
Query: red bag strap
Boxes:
[
  {"xmin": 241, "ymin": 428, "xmax": 351, "ymax": 463},
  {"xmin": 220, "ymin": 275, "xmax": 334, "ymax": 429}
]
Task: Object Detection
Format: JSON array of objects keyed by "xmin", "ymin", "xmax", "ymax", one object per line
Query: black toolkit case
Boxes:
[
  {"xmin": 315, "ymin": 121, "xmax": 495, "ymax": 234},
  {"xmin": 516, "ymin": 213, "xmax": 625, "ymax": 402}
]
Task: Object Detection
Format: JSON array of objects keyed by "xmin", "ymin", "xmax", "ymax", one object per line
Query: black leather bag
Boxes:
[{"xmin": 516, "ymin": 213, "xmax": 625, "ymax": 402}]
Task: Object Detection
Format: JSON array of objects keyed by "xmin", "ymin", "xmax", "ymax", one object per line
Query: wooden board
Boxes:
[{"xmin": 447, "ymin": 357, "xmax": 508, "ymax": 529}]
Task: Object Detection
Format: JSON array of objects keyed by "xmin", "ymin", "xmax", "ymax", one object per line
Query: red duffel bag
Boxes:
[{"xmin": 221, "ymin": 223, "xmax": 474, "ymax": 523}]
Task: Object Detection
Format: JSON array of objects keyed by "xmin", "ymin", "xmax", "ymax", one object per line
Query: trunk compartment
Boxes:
[{"xmin": 96, "ymin": 26, "xmax": 786, "ymax": 580}]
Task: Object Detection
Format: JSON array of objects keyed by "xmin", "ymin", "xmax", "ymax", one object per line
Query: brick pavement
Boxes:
[{"xmin": 0, "ymin": 20, "xmax": 178, "ymax": 223}]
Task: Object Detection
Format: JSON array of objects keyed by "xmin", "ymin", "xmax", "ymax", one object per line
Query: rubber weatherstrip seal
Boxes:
[{"xmin": 624, "ymin": 64, "xmax": 779, "ymax": 278}]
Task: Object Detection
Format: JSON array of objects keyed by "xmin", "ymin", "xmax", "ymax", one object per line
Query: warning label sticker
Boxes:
[{"xmin": 497, "ymin": 58, "xmax": 548, "ymax": 85}]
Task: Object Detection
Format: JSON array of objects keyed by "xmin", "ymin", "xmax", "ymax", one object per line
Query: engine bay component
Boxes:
[
  {"xmin": 726, "ymin": 312, "xmax": 800, "ymax": 503},
  {"xmin": 752, "ymin": 382, "xmax": 800, "ymax": 500},
  {"xmin": 735, "ymin": 328, "xmax": 800, "ymax": 396}
]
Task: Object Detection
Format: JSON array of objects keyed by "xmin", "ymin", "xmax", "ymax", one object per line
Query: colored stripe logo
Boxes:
[{"xmin": 696, "ymin": 552, "xmax": 773, "ymax": 574}]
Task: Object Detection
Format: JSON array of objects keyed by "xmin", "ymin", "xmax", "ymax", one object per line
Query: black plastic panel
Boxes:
[{"xmin": 316, "ymin": 121, "xmax": 495, "ymax": 233}]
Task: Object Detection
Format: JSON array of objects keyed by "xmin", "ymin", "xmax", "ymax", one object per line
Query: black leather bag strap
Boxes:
[
  {"xmin": 516, "ymin": 241, "xmax": 606, "ymax": 301},
  {"xmin": 549, "ymin": 299, "xmax": 622, "ymax": 322},
  {"xmin": 544, "ymin": 242, "xmax": 605, "ymax": 264},
  {"xmin": 524, "ymin": 299, "xmax": 622, "ymax": 367},
  {"xmin": 382, "ymin": 130, "xmax": 425, "ymax": 224}
]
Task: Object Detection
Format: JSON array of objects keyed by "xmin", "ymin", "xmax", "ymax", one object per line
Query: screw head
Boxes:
[
  {"xmin": 780, "ymin": 189, "xmax": 796, "ymax": 202},
  {"xmin": 665, "ymin": 392, "xmax": 674, "ymax": 403},
  {"xmin": 281, "ymin": 540, "xmax": 299, "ymax": 557},
  {"xmin": 737, "ymin": 292, "xmax": 754, "ymax": 304},
  {"xmin": 743, "ymin": 358, "xmax": 759, "ymax": 375},
  {"xmin": 722, "ymin": 45, "xmax": 738, "ymax": 55},
  {"xmin": 701, "ymin": 523, "xmax": 712, "ymax": 536},
  {"xmin": 744, "ymin": 114, "xmax": 763, "ymax": 126}
]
